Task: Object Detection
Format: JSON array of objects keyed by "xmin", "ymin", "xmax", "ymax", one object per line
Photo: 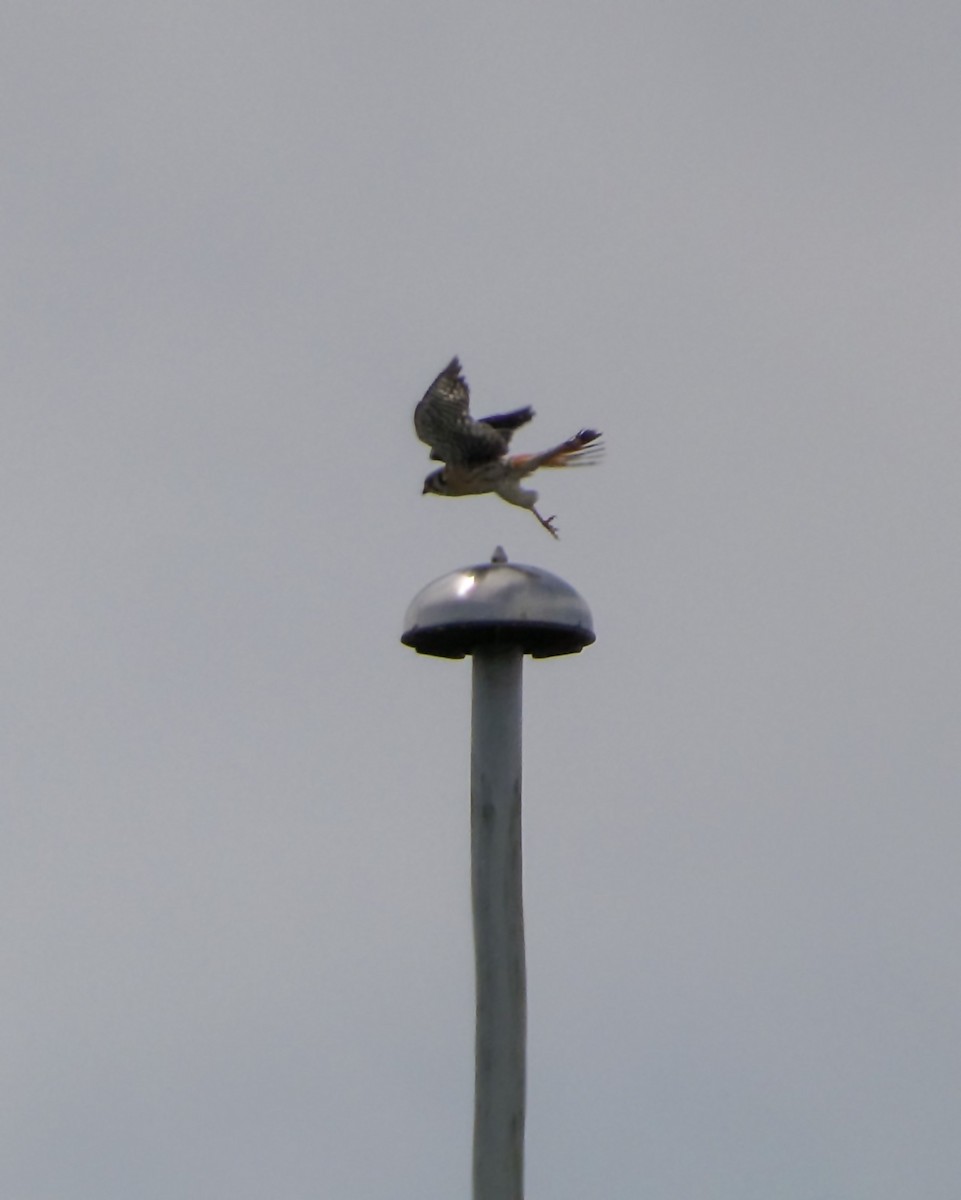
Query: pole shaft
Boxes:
[{"xmin": 471, "ymin": 647, "xmax": 526, "ymax": 1200}]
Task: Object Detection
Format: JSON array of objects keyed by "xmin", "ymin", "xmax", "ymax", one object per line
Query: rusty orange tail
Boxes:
[{"xmin": 511, "ymin": 429, "xmax": 603, "ymax": 473}]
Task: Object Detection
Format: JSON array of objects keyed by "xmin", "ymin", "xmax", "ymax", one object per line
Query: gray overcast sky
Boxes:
[{"xmin": 3, "ymin": 2, "xmax": 960, "ymax": 1197}]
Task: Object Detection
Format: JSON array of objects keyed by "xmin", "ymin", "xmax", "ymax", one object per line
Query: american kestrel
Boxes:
[{"xmin": 414, "ymin": 357, "xmax": 602, "ymax": 539}]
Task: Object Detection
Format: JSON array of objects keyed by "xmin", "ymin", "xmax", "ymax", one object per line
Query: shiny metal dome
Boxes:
[{"xmin": 401, "ymin": 548, "xmax": 595, "ymax": 659}]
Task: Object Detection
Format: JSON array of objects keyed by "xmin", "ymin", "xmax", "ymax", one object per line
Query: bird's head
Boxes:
[{"xmin": 422, "ymin": 468, "xmax": 450, "ymax": 495}]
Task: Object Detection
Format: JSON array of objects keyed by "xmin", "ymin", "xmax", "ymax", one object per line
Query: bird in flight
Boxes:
[{"xmin": 414, "ymin": 357, "xmax": 602, "ymax": 539}]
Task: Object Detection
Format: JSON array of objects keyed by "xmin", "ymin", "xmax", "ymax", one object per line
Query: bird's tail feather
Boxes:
[{"xmin": 511, "ymin": 429, "xmax": 603, "ymax": 472}]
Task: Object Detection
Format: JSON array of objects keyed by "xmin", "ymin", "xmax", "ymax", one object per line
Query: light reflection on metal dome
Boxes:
[{"xmin": 401, "ymin": 547, "xmax": 595, "ymax": 659}]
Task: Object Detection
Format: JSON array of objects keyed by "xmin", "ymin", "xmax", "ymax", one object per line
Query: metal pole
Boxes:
[
  {"xmin": 471, "ymin": 646, "xmax": 526, "ymax": 1200},
  {"xmin": 403, "ymin": 552, "xmax": 594, "ymax": 1197}
]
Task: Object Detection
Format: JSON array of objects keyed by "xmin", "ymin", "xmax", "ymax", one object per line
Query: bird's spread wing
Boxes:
[
  {"xmin": 414, "ymin": 358, "xmax": 519, "ymax": 466},
  {"xmin": 477, "ymin": 407, "xmax": 535, "ymax": 437}
]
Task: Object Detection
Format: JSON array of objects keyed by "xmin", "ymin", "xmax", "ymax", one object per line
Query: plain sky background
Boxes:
[{"xmin": 3, "ymin": 3, "xmax": 960, "ymax": 1197}]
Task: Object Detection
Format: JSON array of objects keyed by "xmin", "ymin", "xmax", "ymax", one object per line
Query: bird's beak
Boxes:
[{"xmin": 422, "ymin": 481, "xmax": 430, "ymax": 494}]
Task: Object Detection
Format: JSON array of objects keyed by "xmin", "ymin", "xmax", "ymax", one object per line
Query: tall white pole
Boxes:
[
  {"xmin": 402, "ymin": 552, "xmax": 595, "ymax": 1200},
  {"xmin": 471, "ymin": 646, "xmax": 526, "ymax": 1200}
]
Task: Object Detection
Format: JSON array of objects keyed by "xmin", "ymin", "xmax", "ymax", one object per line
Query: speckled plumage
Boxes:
[{"xmin": 414, "ymin": 356, "xmax": 602, "ymax": 539}]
